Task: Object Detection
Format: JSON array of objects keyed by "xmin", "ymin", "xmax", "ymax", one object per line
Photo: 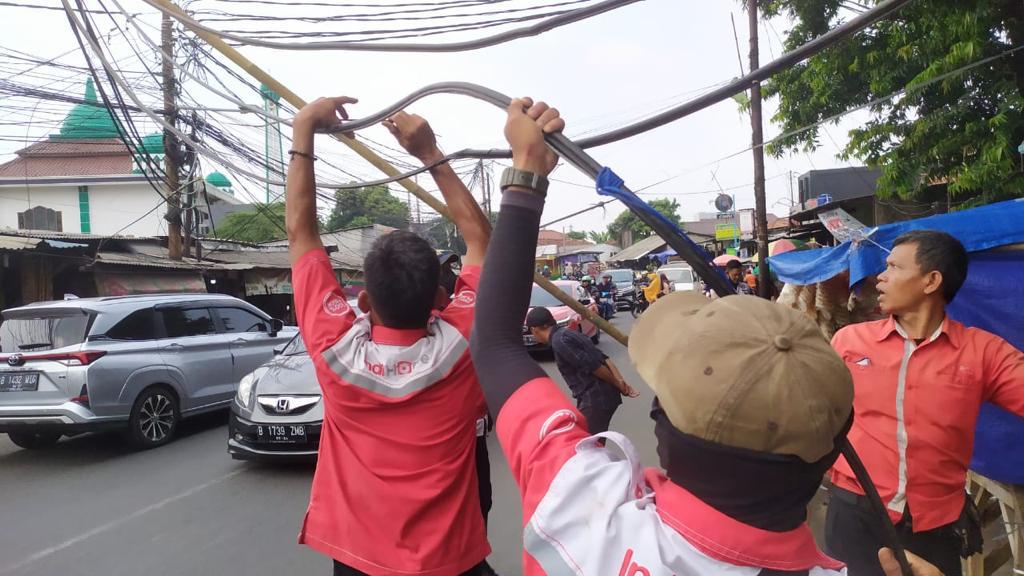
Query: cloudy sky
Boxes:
[{"xmin": 0, "ymin": 0, "xmax": 871, "ymax": 234}]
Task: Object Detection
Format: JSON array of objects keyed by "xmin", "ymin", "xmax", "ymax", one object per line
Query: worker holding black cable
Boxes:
[
  {"xmin": 468, "ymin": 95, "xmax": 941, "ymax": 576},
  {"xmin": 825, "ymin": 230, "xmax": 1024, "ymax": 576}
]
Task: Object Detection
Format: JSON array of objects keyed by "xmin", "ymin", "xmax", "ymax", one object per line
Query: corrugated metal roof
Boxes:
[
  {"xmin": 536, "ymin": 245, "xmax": 558, "ymax": 258},
  {"xmin": 611, "ymin": 235, "xmax": 667, "ymax": 262},
  {"xmin": 0, "ymin": 236, "xmax": 43, "ymax": 251},
  {"xmin": 95, "ymin": 252, "xmax": 206, "ymax": 270}
]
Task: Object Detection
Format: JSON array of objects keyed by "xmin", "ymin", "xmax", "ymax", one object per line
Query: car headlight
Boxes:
[{"xmin": 236, "ymin": 368, "xmax": 265, "ymax": 409}]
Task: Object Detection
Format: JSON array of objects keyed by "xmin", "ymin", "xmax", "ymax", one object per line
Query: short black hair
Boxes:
[
  {"xmin": 725, "ymin": 259, "xmax": 743, "ymax": 271},
  {"xmin": 363, "ymin": 230, "xmax": 439, "ymax": 328},
  {"xmin": 892, "ymin": 230, "xmax": 968, "ymax": 302},
  {"xmin": 525, "ymin": 307, "xmax": 556, "ymax": 328}
]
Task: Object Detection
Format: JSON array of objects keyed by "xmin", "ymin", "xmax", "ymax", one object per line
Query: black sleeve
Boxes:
[{"xmin": 470, "ymin": 190, "xmax": 548, "ymax": 415}]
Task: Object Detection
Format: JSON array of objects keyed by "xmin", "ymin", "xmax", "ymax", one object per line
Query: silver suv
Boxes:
[{"xmin": 0, "ymin": 294, "xmax": 294, "ymax": 449}]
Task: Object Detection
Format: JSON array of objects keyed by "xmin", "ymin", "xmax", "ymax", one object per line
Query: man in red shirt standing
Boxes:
[
  {"xmin": 285, "ymin": 96, "xmax": 493, "ymax": 576},
  {"xmin": 827, "ymin": 230, "xmax": 1024, "ymax": 575}
]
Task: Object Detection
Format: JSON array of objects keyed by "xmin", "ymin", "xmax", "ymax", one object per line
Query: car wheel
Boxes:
[
  {"xmin": 127, "ymin": 386, "xmax": 179, "ymax": 449},
  {"xmin": 7, "ymin": 431, "xmax": 61, "ymax": 449}
]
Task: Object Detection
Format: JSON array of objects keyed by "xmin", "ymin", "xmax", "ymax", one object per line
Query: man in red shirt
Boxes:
[
  {"xmin": 285, "ymin": 97, "xmax": 493, "ymax": 575},
  {"xmin": 827, "ymin": 230, "xmax": 1024, "ymax": 575}
]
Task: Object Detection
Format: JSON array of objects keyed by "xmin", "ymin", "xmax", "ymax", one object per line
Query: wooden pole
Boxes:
[
  {"xmin": 162, "ymin": 11, "xmax": 183, "ymax": 260},
  {"xmin": 748, "ymin": 0, "xmax": 771, "ymax": 298},
  {"xmin": 150, "ymin": 0, "xmax": 628, "ymax": 345}
]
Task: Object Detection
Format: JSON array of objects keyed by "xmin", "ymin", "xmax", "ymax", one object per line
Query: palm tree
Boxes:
[{"xmin": 588, "ymin": 230, "xmax": 612, "ymax": 244}]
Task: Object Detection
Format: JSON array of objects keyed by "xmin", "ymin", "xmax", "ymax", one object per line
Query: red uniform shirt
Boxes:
[
  {"xmin": 831, "ymin": 316, "xmax": 1024, "ymax": 531},
  {"xmin": 498, "ymin": 377, "xmax": 843, "ymax": 575},
  {"xmin": 292, "ymin": 249, "xmax": 489, "ymax": 576}
]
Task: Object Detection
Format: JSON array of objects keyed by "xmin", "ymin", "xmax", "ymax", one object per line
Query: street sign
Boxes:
[
  {"xmin": 818, "ymin": 207, "xmax": 870, "ymax": 243},
  {"xmin": 715, "ymin": 223, "xmax": 740, "ymax": 241},
  {"xmin": 714, "ymin": 194, "xmax": 734, "ymax": 213}
]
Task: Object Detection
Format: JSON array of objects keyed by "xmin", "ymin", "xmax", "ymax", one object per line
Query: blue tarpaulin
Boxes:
[
  {"xmin": 768, "ymin": 198, "xmax": 1024, "ymax": 287},
  {"xmin": 771, "ymin": 201, "xmax": 1024, "ymax": 483},
  {"xmin": 948, "ymin": 251, "xmax": 1024, "ymax": 483}
]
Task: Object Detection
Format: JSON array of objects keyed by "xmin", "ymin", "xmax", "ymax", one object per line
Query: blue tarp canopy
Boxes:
[{"xmin": 768, "ymin": 198, "xmax": 1024, "ymax": 287}]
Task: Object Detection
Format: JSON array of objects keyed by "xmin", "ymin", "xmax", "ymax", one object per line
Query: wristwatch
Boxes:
[{"xmin": 500, "ymin": 167, "xmax": 549, "ymax": 196}]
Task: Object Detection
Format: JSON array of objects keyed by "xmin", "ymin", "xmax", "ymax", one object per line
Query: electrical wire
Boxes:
[{"xmin": 141, "ymin": 0, "xmax": 641, "ymax": 51}]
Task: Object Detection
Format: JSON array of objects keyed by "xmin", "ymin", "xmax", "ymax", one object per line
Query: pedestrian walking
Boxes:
[
  {"xmin": 524, "ymin": 307, "xmax": 637, "ymax": 434},
  {"xmin": 286, "ymin": 98, "xmax": 493, "ymax": 576},
  {"xmin": 826, "ymin": 230, "xmax": 1024, "ymax": 576}
]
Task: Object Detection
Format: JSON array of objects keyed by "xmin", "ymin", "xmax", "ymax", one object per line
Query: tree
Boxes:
[
  {"xmin": 607, "ymin": 198, "xmax": 682, "ymax": 242},
  {"xmin": 761, "ymin": 0, "xmax": 1024, "ymax": 204},
  {"xmin": 588, "ymin": 230, "xmax": 613, "ymax": 244},
  {"xmin": 215, "ymin": 202, "xmax": 286, "ymax": 243},
  {"xmin": 566, "ymin": 230, "xmax": 587, "ymax": 240},
  {"xmin": 327, "ymin": 184, "xmax": 410, "ymax": 231}
]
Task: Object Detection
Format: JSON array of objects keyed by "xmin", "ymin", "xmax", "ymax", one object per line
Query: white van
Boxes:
[{"xmin": 658, "ymin": 265, "xmax": 697, "ymax": 293}]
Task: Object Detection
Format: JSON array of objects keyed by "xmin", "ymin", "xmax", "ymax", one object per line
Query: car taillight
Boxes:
[
  {"xmin": 71, "ymin": 384, "xmax": 89, "ymax": 407},
  {"xmin": 8, "ymin": 351, "xmax": 108, "ymax": 366}
]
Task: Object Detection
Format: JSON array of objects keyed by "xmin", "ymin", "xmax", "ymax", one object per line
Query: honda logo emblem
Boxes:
[
  {"xmin": 7, "ymin": 354, "xmax": 24, "ymax": 367},
  {"xmin": 275, "ymin": 398, "xmax": 290, "ymax": 413}
]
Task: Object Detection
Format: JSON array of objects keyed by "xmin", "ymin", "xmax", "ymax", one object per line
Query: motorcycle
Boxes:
[
  {"xmin": 595, "ymin": 291, "xmax": 615, "ymax": 320},
  {"xmin": 631, "ymin": 280, "xmax": 650, "ymax": 318}
]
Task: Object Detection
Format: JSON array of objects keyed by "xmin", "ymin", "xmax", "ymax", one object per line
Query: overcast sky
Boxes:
[{"xmin": 0, "ymin": 0, "xmax": 872, "ymax": 233}]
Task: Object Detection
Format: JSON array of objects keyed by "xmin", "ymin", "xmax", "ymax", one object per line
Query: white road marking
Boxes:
[{"xmin": 1, "ymin": 467, "xmax": 247, "ymax": 575}]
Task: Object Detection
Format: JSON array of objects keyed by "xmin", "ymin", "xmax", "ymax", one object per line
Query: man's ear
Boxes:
[
  {"xmin": 922, "ymin": 270, "xmax": 944, "ymax": 297},
  {"xmin": 357, "ymin": 290, "xmax": 372, "ymax": 314}
]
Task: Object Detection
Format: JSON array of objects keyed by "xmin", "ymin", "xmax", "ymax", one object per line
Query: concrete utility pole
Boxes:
[
  {"xmin": 748, "ymin": 0, "xmax": 771, "ymax": 297},
  {"xmin": 162, "ymin": 11, "xmax": 183, "ymax": 260}
]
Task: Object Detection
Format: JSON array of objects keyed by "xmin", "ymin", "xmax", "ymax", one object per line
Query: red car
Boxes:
[{"xmin": 522, "ymin": 281, "xmax": 600, "ymax": 350}]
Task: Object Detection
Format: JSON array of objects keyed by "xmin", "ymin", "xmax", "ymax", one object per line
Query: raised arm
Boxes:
[
  {"xmin": 286, "ymin": 96, "xmax": 357, "ymax": 264},
  {"xmin": 470, "ymin": 98, "xmax": 564, "ymax": 414},
  {"xmin": 383, "ymin": 112, "xmax": 491, "ymax": 268}
]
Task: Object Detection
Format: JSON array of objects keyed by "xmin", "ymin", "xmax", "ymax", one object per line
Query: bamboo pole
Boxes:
[{"xmin": 152, "ymin": 0, "xmax": 629, "ymax": 346}]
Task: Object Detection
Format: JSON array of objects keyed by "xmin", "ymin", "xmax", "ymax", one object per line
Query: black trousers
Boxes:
[
  {"xmin": 580, "ymin": 403, "xmax": 618, "ymax": 435},
  {"xmin": 825, "ymin": 488, "xmax": 962, "ymax": 576}
]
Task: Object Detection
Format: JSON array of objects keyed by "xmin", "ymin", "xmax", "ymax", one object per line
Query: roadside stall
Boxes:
[{"xmin": 769, "ymin": 199, "xmax": 1024, "ymax": 576}]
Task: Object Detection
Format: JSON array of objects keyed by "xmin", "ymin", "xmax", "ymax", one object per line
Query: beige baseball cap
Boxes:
[{"xmin": 628, "ymin": 292, "xmax": 852, "ymax": 463}]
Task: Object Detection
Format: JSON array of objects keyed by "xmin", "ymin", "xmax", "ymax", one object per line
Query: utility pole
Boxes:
[
  {"xmin": 162, "ymin": 12, "xmax": 183, "ymax": 260},
  {"xmin": 748, "ymin": 0, "xmax": 771, "ymax": 298}
]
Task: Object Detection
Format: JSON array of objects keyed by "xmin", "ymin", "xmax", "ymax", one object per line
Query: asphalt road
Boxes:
[{"xmin": 0, "ymin": 313, "xmax": 655, "ymax": 576}]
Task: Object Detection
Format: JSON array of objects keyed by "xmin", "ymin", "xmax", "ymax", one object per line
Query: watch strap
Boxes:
[{"xmin": 500, "ymin": 167, "xmax": 549, "ymax": 196}]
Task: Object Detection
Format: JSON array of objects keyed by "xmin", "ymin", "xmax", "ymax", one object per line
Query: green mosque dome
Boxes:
[
  {"xmin": 57, "ymin": 78, "xmax": 121, "ymax": 140},
  {"xmin": 205, "ymin": 172, "xmax": 233, "ymax": 189}
]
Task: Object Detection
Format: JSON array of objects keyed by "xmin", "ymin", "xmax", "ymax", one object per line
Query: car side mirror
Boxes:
[{"xmin": 269, "ymin": 318, "xmax": 284, "ymax": 337}]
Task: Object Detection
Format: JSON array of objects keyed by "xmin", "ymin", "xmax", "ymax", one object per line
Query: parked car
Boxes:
[
  {"xmin": 602, "ymin": 268, "xmax": 638, "ymax": 311},
  {"xmin": 659, "ymin": 264, "xmax": 698, "ymax": 293},
  {"xmin": 523, "ymin": 281, "xmax": 599, "ymax": 351},
  {"xmin": 229, "ymin": 331, "xmax": 321, "ymax": 460},
  {"xmin": 0, "ymin": 294, "xmax": 293, "ymax": 450}
]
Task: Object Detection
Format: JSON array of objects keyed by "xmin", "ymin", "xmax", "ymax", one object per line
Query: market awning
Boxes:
[
  {"xmin": 610, "ymin": 235, "xmax": 666, "ymax": 262},
  {"xmin": 768, "ymin": 198, "xmax": 1024, "ymax": 287}
]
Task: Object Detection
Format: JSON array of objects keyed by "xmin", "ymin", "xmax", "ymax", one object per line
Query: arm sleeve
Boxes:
[
  {"xmin": 292, "ymin": 248, "xmax": 355, "ymax": 355},
  {"xmin": 469, "ymin": 190, "xmax": 548, "ymax": 415},
  {"xmin": 982, "ymin": 335, "xmax": 1024, "ymax": 415}
]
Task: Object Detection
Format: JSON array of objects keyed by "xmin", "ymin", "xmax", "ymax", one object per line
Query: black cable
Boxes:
[{"xmin": 142, "ymin": 0, "xmax": 640, "ymax": 52}]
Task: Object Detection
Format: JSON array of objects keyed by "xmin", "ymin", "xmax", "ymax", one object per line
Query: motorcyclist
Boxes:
[
  {"xmin": 595, "ymin": 273, "xmax": 617, "ymax": 319},
  {"xmin": 580, "ymin": 275, "xmax": 597, "ymax": 299}
]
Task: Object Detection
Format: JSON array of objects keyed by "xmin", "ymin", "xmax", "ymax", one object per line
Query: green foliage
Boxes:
[
  {"xmin": 566, "ymin": 230, "xmax": 588, "ymax": 240},
  {"xmin": 326, "ymin": 184, "xmax": 410, "ymax": 231},
  {"xmin": 587, "ymin": 230, "xmax": 613, "ymax": 244},
  {"xmin": 760, "ymin": 0, "xmax": 1024, "ymax": 204},
  {"xmin": 607, "ymin": 198, "xmax": 682, "ymax": 240},
  {"xmin": 215, "ymin": 202, "xmax": 286, "ymax": 243}
]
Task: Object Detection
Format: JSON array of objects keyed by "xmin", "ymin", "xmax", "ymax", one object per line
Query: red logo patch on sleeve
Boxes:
[{"xmin": 323, "ymin": 292, "xmax": 351, "ymax": 317}]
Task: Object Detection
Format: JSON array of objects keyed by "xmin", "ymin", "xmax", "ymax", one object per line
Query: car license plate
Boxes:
[
  {"xmin": 256, "ymin": 424, "xmax": 306, "ymax": 443},
  {"xmin": 0, "ymin": 372, "xmax": 39, "ymax": 392}
]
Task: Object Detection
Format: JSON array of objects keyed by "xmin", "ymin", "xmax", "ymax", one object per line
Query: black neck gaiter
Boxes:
[{"xmin": 653, "ymin": 401, "xmax": 851, "ymax": 533}]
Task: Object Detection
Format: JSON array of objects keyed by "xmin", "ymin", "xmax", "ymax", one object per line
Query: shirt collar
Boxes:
[
  {"xmin": 646, "ymin": 470, "xmax": 844, "ymax": 572},
  {"xmin": 370, "ymin": 323, "xmax": 429, "ymax": 346},
  {"xmin": 875, "ymin": 315, "xmax": 962, "ymax": 348}
]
